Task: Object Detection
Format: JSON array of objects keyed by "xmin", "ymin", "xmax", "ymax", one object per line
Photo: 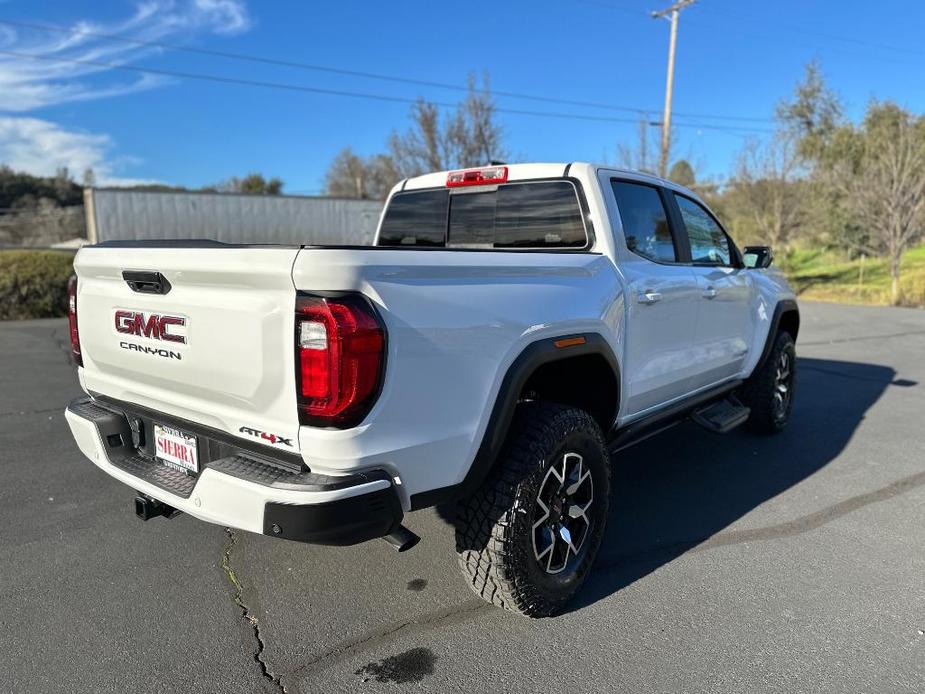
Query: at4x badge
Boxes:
[{"xmin": 239, "ymin": 426, "xmax": 293, "ymax": 447}]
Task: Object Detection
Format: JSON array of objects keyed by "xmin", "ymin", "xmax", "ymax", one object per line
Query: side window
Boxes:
[
  {"xmin": 610, "ymin": 181, "xmax": 677, "ymax": 263},
  {"xmin": 675, "ymin": 194, "xmax": 731, "ymax": 266}
]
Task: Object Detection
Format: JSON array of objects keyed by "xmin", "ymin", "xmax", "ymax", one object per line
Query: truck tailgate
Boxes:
[{"xmin": 74, "ymin": 246, "xmax": 302, "ymax": 454}]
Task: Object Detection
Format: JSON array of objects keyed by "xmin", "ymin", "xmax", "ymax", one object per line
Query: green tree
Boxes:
[
  {"xmin": 668, "ymin": 159, "xmax": 696, "ymax": 188},
  {"xmin": 0, "ymin": 165, "xmax": 82, "ymax": 209},
  {"xmin": 217, "ymin": 173, "xmax": 284, "ymax": 195},
  {"xmin": 776, "ymin": 60, "xmax": 843, "ymax": 162}
]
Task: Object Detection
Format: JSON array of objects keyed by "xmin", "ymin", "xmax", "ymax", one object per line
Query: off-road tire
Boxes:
[
  {"xmin": 740, "ymin": 330, "xmax": 796, "ymax": 434},
  {"xmin": 454, "ymin": 402, "xmax": 610, "ymax": 618}
]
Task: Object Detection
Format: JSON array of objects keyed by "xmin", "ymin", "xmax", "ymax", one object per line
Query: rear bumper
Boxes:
[{"xmin": 65, "ymin": 396, "xmax": 402, "ymax": 545}]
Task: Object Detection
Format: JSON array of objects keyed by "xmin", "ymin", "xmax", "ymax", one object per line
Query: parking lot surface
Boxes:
[{"xmin": 1, "ymin": 302, "xmax": 923, "ymax": 693}]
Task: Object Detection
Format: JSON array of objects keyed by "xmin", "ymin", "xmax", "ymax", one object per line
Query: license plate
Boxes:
[{"xmin": 154, "ymin": 424, "xmax": 198, "ymax": 474}]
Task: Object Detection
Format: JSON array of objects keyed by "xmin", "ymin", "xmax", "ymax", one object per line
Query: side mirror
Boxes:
[{"xmin": 743, "ymin": 245, "xmax": 774, "ymax": 269}]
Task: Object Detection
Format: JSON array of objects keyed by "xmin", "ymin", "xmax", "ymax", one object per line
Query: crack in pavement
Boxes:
[
  {"xmin": 49, "ymin": 324, "xmax": 77, "ymax": 364},
  {"xmin": 287, "ymin": 599, "xmax": 490, "ymax": 682},
  {"xmin": 800, "ymin": 364, "xmax": 917, "ymax": 387},
  {"xmin": 800, "ymin": 328, "xmax": 925, "ymax": 347},
  {"xmin": 221, "ymin": 529, "xmax": 287, "ymax": 693},
  {"xmin": 0, "ymin": 406, "xmax": 61, "ymax": 418},
  {"xmin": 596, "ymin": 469, "xmax": 925, "ymax": 571},
  {"xmin": 229, "ymin": 471, "xmax": 925, "ymax": 686}
]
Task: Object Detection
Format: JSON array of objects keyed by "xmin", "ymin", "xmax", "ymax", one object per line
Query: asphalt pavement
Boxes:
[{"xmin": 1, "ymin": 302, "xmax": 923, "ymax": 693}]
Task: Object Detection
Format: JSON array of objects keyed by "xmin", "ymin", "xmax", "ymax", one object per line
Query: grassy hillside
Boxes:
[{"xmin": 782, "ymin": 244, "xmax": 925, "ymax": 308}]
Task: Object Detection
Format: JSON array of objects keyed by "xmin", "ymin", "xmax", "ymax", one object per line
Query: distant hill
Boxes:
[{"xmin": 0, "ymin": 166, "xmax": 83, "ymax": 211}]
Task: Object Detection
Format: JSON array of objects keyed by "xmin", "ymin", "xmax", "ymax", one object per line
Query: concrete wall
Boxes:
[{"xmin": 86, "ymin": 189, "xmax": 382, "ymax": 246}]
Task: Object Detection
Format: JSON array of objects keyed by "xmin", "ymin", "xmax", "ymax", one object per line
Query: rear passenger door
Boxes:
[
  {"xmin": 670, "ymin": 193, "xmax": 754, "ymax": 388},
  {"xmin": 607, "ymin": 179, "xmax": 702, "ymax": 417}
]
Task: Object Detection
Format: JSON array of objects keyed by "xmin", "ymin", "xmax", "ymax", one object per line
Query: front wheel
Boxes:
[
  {"xmin": 740, "ymin": 331, "xmax": 796, "ymax": 434},
  {"xmin": 453, "ymin": 402, "xmax": 610, "ymax": 618}
]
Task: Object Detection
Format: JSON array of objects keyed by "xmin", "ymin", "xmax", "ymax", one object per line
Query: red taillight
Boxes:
[
  {"xmin": 295, "ymin": 294, "xmax": 385, "ymax": 427},
  {"xmin": 446, "ymin": 165, "xmax": 508, "ymax": 187},
  {"xmin": 67, "ymin": 274, "xmax": 82, "ymax": 366}
]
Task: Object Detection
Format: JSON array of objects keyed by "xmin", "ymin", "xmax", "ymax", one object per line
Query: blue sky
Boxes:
[{"xmin": 0, "ymin": 0, "xmax": 922, "ymax": 191}]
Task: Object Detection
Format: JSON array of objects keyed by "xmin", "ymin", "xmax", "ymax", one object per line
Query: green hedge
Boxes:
[{"xmin": 0, "ymin": 250, "xmax": 75, "ymax": 320}]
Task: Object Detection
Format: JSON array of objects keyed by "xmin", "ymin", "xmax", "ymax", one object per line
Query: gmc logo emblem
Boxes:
[{"xmin": 115, "ymin": 310, "xmax": 187, "ymax": 344}]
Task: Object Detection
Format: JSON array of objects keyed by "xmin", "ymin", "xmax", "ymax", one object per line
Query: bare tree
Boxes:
[
  {"xmin": 388, "ymin": 74, "xmax": 507, "ymax": 177},
  {"xmin": 832, "ymin": 103, "xmax": 925, "ymax": 304},
  {"xmin": 447, "ymin": 74, "xmax": 505, "ymax": 168},
  {"xmin": 730, "ymin": 133, "xmax": 805, "ymax": 250},
  {"xmin": 617, "ymin": 118, "xmax": 659, "ymax": 174},
  {"xmin": 324, "ymin": 148, "xmax": 400, "ymax": 200},
  {"xmin": 387, "ymin": 101, "xmax": 445, "ymax": 177},
  {"xmin": 325, "ymin": 148, "xmax": 370, "ymax": 198}
]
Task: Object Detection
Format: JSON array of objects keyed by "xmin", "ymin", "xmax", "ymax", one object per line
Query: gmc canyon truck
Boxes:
[{"xmin": 65, "ymin": 163, "xmax": 799, "ymax": 617}]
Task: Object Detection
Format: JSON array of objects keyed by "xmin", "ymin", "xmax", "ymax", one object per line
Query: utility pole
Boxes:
[{"xmin": 652, "ymin": 0, "xmax": 696, "ymax": 178}]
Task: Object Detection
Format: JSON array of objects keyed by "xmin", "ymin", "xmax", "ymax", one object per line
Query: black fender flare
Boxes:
[
  {"xmin": 408, "ymin": 333, "xmax": 620, "ymax": 510},
  {"xmin": 752, "ymin": 299, "xmax": 800, "ymax": 376}
]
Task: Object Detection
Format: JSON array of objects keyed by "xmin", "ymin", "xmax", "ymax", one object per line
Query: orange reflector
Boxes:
[{"xmin": 554, "ymin": 336, "xmax": 586, "ymax": 349}]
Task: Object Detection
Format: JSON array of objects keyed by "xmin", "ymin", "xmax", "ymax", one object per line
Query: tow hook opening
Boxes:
[{"xmin": 134, "ymin": 492, "xmax": 180, "ymax": 521}]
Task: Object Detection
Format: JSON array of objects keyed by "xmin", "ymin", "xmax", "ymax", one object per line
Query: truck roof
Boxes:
[{"xmin": 399, "ymin": 162, "xmax": 696, "ymax": 199}]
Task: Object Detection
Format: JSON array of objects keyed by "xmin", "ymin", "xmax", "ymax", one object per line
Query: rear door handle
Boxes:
[
  {"xmin": 638, "ymin": 291, "xmax": 662, "ymax": 305},
  {"xmin": 702, "ymin": 286, "xmax": 717, "ymax": 299}
]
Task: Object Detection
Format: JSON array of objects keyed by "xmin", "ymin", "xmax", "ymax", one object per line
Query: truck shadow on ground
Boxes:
[{"xmin": 569, "ymin": 357, "xmax": 910, "ymax": 612}]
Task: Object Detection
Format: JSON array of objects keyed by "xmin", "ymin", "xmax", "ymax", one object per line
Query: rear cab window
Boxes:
[
  {"xmin": 375, "ymin": 189, "xmax": 447, "ymax": 246},
  {"xmin": 378, "ymin": 180, "xmax": 588, "ymax": 249}
]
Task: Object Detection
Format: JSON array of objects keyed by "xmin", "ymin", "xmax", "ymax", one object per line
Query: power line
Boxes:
[
  {"xmin": 0, "ymin": 48, "xmax": 774, "ymax": 134},
  {"xmin": 578, "ymin": 0, "xmax": 924, "ymax": 67},
  {"xmin": 696, "ymin": 2, "xmax": 925, "ymax": 58},
  {"xmin": 0, "ymin": 16, "xmax": 776, "ymax": 125}
]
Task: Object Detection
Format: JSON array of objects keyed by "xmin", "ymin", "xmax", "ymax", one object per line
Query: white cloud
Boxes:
[
  {"xmin": 0, "ymin": 0, "xmax": 251, "ymax": 111},
  {"xmin": 0, "ymin": 1, "xmax": 251, "ymax": 184},
  {"xmin": 0, "ymin": 117, "xmax": 157, "ymax": 186},
  {"xmin": 192, "ymin": 0, "xmax": 251, "ymax": 35}
]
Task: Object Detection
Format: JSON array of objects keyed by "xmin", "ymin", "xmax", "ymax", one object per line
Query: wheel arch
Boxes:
[
  {"xmin": 409, "ymin": 333, "xmax": 620, "ymax": 510},
  {"xmin": 753, "ymin": 299, "xmax": 800, "ymax": 376}
]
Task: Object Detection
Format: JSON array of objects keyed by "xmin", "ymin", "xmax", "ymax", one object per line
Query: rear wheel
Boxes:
[
  {"xmin": 453, "ymin": 402, "xmax": 610, "ymax": 617},
  {"xmin": 740, "ymin": 331, "xmax": 796, "ymax": 434}
]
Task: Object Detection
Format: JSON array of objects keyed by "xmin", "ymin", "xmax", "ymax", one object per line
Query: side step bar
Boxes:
[
  {"xmin": 690, "ymin": 397, "xmax": 750, "ymax": 434},
  {"xmin": 607, "ymin": 381, "xmax": 744, "ymax": 453}
]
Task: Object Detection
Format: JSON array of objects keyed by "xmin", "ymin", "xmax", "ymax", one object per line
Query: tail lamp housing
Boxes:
[
  {"xmin": 295, "ymin": 293, "xmax": 386, "ymax": 428},
  {"xmin": 67, "ymin": 274, "xmax": 82, "ymax": 366}
]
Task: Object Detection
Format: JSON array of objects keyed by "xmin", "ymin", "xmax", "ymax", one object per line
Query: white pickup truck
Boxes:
[{"xmin": 65, "ymin": 163, "xmax": 799, "ymax": 617}]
